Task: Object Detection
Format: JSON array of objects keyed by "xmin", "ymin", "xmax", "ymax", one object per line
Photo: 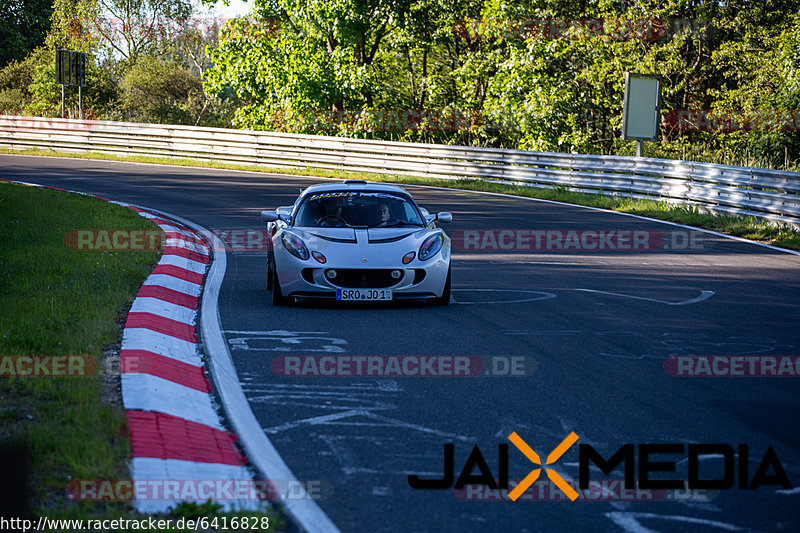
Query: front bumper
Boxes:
[{"xmin": 274, "ymin": 253, "xmax": 450, "ymax": 300}]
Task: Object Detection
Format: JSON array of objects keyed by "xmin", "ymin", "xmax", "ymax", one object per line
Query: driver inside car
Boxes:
[
  {"xmin": 315, "ymin": 196, "xmax": 344, "ymax": 226},
  {"xmin": 375, "ymin": 202, "xmax": 392, "ymax": 226}
]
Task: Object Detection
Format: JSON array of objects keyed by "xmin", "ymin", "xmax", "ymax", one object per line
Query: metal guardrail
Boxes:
[{"xmin": 2, "ymin": 114, "xmax": 799, "ymax": 228}]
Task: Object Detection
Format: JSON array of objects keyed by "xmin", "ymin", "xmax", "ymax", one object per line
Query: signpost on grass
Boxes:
[{"xmin": 55, "ymin": 50, "xmax": 87, "ymax": 119}]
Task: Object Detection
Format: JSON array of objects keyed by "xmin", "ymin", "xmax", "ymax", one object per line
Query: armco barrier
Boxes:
[{"xmin": 1, "ymin": 115, "xmax": 799, "ymax": 228}]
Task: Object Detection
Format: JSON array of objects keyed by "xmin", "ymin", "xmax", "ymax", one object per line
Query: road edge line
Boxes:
[{"xmin": 148, "ymin": 209, "xmax": 341, "ymax": 533}]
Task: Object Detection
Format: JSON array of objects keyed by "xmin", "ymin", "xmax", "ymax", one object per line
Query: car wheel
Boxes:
[
  {"xmin": 266, "ymin": 251, "xmax": 273, "ymax": 290},
  {"xmin": 271, "ymin": 261, "xmax": 290, "ymax": 306},
  {"xmin": 432, "ymin": 265, "xmax": 451, "ymax": 305}
]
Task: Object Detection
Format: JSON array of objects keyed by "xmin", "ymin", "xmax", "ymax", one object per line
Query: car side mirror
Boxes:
[
  {"xmin": 260, "ymin": 211, "xmax": 279, "ymax": 222},
  {"xmin": 436, "ymin": 212, "xmax": 453, "ymax": 223},
  {"xmin": 261, "ymin": 211, "xmax": 292, "ymax": 223}
]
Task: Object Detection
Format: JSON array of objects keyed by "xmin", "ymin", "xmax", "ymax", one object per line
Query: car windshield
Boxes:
[{"xmin": 294, "ymin": 191, "xmax": 425, "ymax": 228}]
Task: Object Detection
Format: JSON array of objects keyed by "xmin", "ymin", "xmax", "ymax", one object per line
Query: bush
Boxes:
[
  {"xmin": 0, "ymin": 55, "xmax": 36, "ymax": 112},
  {"xmin": 115, "ymin": 55, "xmax": 204, "ymax": 124}
]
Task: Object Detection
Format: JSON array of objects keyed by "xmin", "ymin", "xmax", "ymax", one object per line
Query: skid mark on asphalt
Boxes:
[
  {"xmin": 226, "ymin": 330, "xmax": 348, "ymax": 353},
  {"xmin": 242, "ymin": 379, "xmax": 472, "ymax": 477},
  {"xmin": 453, "ymin": 287, "xmax": 713, "ymax": 307},
  {"xmin": 451, "ymin": 288, "xmax": 557, "ymax": 304},
  {"xmin": 500, "ymin": 329, "xmax": 792, "ymax": 362},
  {"xmin": 598, "ymin": 333, "xmax": 793, "ymax": 361},
  {"xmin": 320, "ymin": 433, "xmax": 470, "ymax": 476},
  {"xmin": 574, "ymin": 288, "xmax": 715, "ymax": 306},
  {"xmin": 244, "ymin": 382, "xmax": 400, "ymax": 411},
  {"xmin": 604, "ymin": 511, "xmax": 749, "ymax": 532},
  {"xmin": 503, "ymin": 329, "xmax": 583, "ymax": 335},
  {"xmin": 258, "ymin": 406, "xmax": 472, "ymax": 442}
]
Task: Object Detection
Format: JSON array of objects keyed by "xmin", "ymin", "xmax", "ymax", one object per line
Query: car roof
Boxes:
[{"xmin": 299, "ymin": 180, "xmax": 411, "ymax": 198}]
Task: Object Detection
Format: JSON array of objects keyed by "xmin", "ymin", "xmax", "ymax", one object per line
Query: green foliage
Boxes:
[
  {"xmin": 88, "ymin": 0, "xmax": 192, "ymax": 63},
  {"xmin": 0, "ymin": 53, "xmax": 36, "ymax": 112},
  {"xmin": 3, "ymin": 0, "xmax": 799, "ymax": 169},
  {"xmin": 169, "ymin": 500, "xmax": 223, "ymax": 518},
  {"xmin": 0, "ymin": 0, "xmax": 53, "ymax": 67},
  {"xmin": 205, "ymin": 0, "xmax": 420, "ymax": 131},
  {"xmin": 105, "ymin": 53, "xmax": 236, "ymax": 126},
  {"xmin": 201, "ymin": 0, "xmax": 800, "ymax": 167},
  {"xmin": 46, "ymin": 0, "xmax": 99, "ymax": 52},
  {"xmin": 114, "ymin": 54, "xmax": 203, "ymax": 123},
  {"xmin": 0, "ymin": 46, "xmax": 117, "ymax": 119}
]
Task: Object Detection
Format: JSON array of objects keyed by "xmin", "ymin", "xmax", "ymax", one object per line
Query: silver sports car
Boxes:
[{"xmin": 260, "ymin": 181, "xmax": 452, "ymax": 305}]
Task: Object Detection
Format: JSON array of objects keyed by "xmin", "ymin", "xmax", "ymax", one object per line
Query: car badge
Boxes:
[{"xmin": 361, "ymin": 258, "xmax": 368, "ymax": 263}]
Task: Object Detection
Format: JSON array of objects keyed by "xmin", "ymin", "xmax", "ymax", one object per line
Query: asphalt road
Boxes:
[{"xmin": 3, "ymin": 154, "xmax": 799, "ymax": 532}]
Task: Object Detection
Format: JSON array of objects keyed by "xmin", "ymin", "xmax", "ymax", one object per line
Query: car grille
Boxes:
[{"xmin": 327, "ymin": 269, "xmax": 404, "ymax": 288}]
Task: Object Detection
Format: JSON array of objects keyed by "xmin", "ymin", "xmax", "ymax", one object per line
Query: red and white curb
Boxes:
[
  {"xmin": 4, "ymin": 177, "xmax": 340, "ymax": 531},
  {"xmin": 114, "ymin": 204, "xmax": 258, "ymax": 514},
  {"xmin": 1, "ymin": 178, "xmax": 258, "ymax": 513}
]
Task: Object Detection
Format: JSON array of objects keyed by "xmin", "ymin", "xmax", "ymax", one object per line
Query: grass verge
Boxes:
[
  {"xmin": 0, "ymin": 181, "xmax": 284, "ymax": 531},
  {"xmin": 3, "ymin": 147, "xmax": 798, "ymax": 251}
]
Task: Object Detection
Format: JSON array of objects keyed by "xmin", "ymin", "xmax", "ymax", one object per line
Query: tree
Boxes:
[
  {"xmin": 205, "ymin": 0, "xmax": 420, "ymax": 132},
  {"xmin": 0, "ymin": 52, "xmax": 37, "ymax": 112},
  {"xmin": 0, "ymin": 0, "xmax": 53, "ymax": 67},
  {"xmin": 202, "ymin": 0, "xmax": 800, "ymax": 165},
  {"xmin": 116, "ymin": 54, "xmax": 203, "ymax": 123},
  {"xmin": 89, "ymin": 0, "xmax": 192, "ymax": 63}
]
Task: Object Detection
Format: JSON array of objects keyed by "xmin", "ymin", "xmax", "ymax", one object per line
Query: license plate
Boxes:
[{"xmin": 336, "ymin": 289, "xmax": 392, "ymax": 301}]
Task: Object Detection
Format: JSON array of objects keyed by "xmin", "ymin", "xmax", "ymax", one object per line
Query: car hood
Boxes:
[
  {"xmin": 299, "ymin": 227, "xmax": 423, "ymax": 243},
  {"xmin": 366, "ymin": 227, "xmax": 420, "ymax": 242},
  {"xmin": 303, "ymin": 227, "xmax": 358, "ymax": 243},
  {"xmin": 287, "ymin": 226, "xmax": 445, "ymax": 267}
]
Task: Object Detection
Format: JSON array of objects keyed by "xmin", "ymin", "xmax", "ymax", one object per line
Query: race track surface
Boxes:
[{"xmin": 3, "ymin": 154, "xmax": 799, "ymax": 532}]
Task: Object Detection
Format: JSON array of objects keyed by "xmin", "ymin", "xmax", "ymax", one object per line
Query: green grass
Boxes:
[
  {"xmin": 0, "ymin": 181, "xmax": 284, "ymax": 530},
  {"xmin": 0, "ymin": 181, "xmax": 160, "ymax": 506},
  {"xmin": 3, "ymin": 146, "xmax": 797, "ymax": 250}
]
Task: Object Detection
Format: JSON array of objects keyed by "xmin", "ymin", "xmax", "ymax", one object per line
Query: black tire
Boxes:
[
  {"xmin": 271, "ymin": 262, "xmax": 290, "ymax": 306},
  {"xmin": 266, "ymin": 251, "xmax": 273, "ymax": 290},
  {"xmin": 432, "ymin": 265, "xmax": 451, "ymax": 305}
]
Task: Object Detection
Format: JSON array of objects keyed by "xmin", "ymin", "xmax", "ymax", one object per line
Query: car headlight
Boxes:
[
  {"xmin": 281, "ymin": 232, "xmax": 309, "ymax": 260},
  {"xmin": 419, "ymin": 233, "xmax": 443, "ymax": 261}
]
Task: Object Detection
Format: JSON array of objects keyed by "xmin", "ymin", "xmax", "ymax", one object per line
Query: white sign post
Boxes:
[{"xmin": 622, "ymin": 73, "xmax": 661, "ymax": 157}]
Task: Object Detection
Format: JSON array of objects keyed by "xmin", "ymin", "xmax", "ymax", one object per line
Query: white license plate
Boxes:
[{"xmin": 336, "ymin": 289, "xmax": 392, "ymax": 301}]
